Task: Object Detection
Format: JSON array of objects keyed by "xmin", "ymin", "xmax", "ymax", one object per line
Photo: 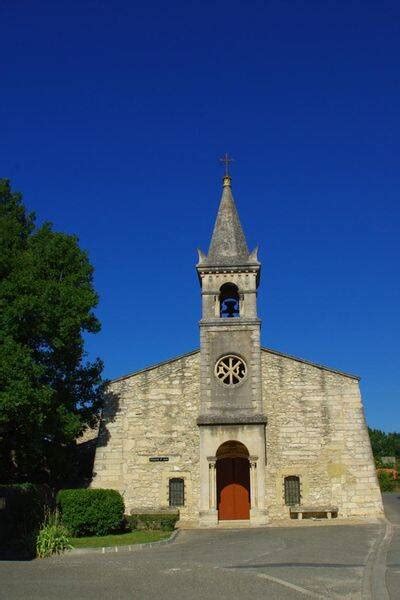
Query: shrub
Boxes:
[
  {"xmin": 57, "ymin": 488, "xmax": 125, "ymax": 536},
  {"xmin": 378, "ymin": 470, "xmax": 395, "ymax": 492},
  {"xmin": 36, "ymin": 512, "xmax": 72, "ymax": 558},
  {"xmin": 126, "ymin": 513, "xmax": 179, "ymax": 532},
  {"xmin": 0, "ymin": 484, "xmax": 50, "ymax": 544}
]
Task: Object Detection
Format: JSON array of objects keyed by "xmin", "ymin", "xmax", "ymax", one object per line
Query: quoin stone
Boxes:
[{"xmin": 92, "ymin": 173, "xmax": 383, "ymax": 526}]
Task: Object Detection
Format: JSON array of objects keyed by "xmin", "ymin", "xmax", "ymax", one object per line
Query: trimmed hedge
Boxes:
[
  {"xmin": 127, "ymin": 513, "xmax": 179, "ymax": 532},
  {"xmin": 57, "ymin": 488, "xmax": 125, "ymax": 536}
]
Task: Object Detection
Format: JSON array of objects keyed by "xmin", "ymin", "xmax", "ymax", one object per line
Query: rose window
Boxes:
[{"xmin": 214, "ymin": 355, "xmax": 247, "ymax": 386}]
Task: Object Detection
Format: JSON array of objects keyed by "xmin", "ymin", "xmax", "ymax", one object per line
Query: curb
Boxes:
[
  {"xmin": 361, "ymin": 517, "xmax": 393, "ymax": 600},
  {"xmin": 68, "ymin": 529, "xmax": 180, "ymax": 555},
  {"xmin": 370, "ymin": 518, "xmax": 393, "ymax": 600}
]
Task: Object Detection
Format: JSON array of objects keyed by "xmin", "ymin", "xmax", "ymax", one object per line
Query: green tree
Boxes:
[
  {"xmin": 0, "ymin": 179, "xmax": 104, "ymax": 484},
  {"xmin": 368, "ymin": 427, "xmax": 400, "ymax": 459}
]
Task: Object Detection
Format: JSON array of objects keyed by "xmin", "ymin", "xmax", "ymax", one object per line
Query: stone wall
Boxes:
[
  {"xmin": 199, "ymin": 322, "xmax": 263, "ymax": 421},
  {"xmin": 261, "ymin": 349, "xmax": 383, "ymax": 520},
  {"xmin": 92, "ymin": 346, "xmax": 383, "ymax": 526},
  {"xmin": 92, "ymin": 351, "xmax": 201, "ymax": 524}
]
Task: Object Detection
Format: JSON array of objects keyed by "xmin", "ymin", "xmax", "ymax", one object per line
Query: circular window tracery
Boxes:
[{"xmin": 214, "ymin": 355, "xmax": 247, "ymax": 386}]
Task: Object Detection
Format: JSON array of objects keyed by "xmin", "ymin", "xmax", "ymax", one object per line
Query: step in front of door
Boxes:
[{"xmin": 216, "ymin": 519, "xmax": 251, "ymax": 528}]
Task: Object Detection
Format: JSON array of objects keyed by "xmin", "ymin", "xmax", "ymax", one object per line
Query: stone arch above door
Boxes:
[{"xmin": 216, "ymin": 440, "xmax": 249, "ymax": 460}]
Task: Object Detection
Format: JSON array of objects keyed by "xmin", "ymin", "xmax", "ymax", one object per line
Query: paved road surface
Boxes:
[
  {"xmin": 1, "ymin": 493, "xmax": 399, "ymax": 600},
  {"xmin": 384, "ymin": 492, "xmax": 400, "ymax": 600}
]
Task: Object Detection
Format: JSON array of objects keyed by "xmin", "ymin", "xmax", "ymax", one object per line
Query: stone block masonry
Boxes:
[
  {"xmin": 261, "ymin": 348, "xmax": 383, "ymax": 520},
  {"xmin": 92, "ymin": 346, "xmax": 383, "ymax": 526},
  {"xmin": 92, "ymin": 352, "xmax": 201, "ymax": 525}
]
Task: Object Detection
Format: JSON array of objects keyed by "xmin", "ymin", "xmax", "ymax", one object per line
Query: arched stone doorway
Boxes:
[{"xmin": 216, "ymin": 441, "xmax": 250, "ymax": 520}]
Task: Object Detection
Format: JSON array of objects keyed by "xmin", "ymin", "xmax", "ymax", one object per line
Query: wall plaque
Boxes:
[{"xmin": 149, "ymin": 457, "xmax": 169, "ymax": 462}]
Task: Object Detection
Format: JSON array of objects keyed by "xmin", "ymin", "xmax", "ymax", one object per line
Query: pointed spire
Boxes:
[{"xmin": 203, "ymin": 175, "xmax": 253, "ymax": 266}]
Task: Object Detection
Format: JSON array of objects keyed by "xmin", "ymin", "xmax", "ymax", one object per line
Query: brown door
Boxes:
[{"xmin": 217, "ymin": 457, "xmax": 250, "ymax": 520}]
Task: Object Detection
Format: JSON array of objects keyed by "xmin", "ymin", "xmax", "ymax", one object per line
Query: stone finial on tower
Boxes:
[
  {"xmin": 207, "ymin": 177, "xmax": 249, "ymax": 265},
  {"xmin": 197, "ymin": 167, "xmax": 259, "ymax": 268},
  {"xmin": 222, "ymin": 174, "xmax": 232, "ymax": 188}
]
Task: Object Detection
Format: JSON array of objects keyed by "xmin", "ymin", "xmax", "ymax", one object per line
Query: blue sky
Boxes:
[{"xmin": 1, "ymin": 1, "xmax": 399, "ymax": 431}]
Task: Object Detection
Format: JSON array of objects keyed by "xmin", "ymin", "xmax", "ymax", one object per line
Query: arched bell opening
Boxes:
[
  {"xmin": 219, "ymin": 283, "xmax": 240, "ymax": 318},
  {"xmin": 216, "ymin": 441, "xmax": 250, "ymax": 520}
]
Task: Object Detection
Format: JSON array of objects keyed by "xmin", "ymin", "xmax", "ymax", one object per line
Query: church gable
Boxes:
[
  {"xmin": 93, "ymin": 351, "xmax": 201, "ymax": 514},
  {"xmin": 260, "ymin": 347, "xmax": 380, "ymax": 520},
  {"xmin": 260, "ymin": 346, "xmax": 363, "ymax": 459},
  {"xmin": 261, "ymin": 346, "xmax": 359, "ymax": 382},
  {"xmin": 109, "ymin": 349, "xmax": 200, "ymax": 385},
  {"xmin": 102, "ymin": 350, "xmax": 200, "ymax": 423}
]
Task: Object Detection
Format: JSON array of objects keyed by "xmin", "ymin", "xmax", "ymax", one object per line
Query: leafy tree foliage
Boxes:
[
  {"xmin": 368, "ymin": 427, "xmax": 400, "ymax": 459},
  {"xmin": 377, "ymin": 470, "xmax": 395, "ymax": 492},
  {"xmin": 0, "ymin": 179, "xmax": 104, "ymax": 484}
]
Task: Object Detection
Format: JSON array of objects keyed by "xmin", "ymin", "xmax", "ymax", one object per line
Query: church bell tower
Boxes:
[{"xmin": 196, "ymin": 172, "xmax": 267, "ymax": 526}]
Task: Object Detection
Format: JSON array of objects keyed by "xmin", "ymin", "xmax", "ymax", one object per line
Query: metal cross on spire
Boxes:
[{"xmin": 220, "ymin": 153, "xmax": 234, "ymax": 176}]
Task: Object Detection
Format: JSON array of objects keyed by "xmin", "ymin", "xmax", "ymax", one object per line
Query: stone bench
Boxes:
[{"xmin": 290, "ymin": 506, "xmax": 338, "ymax": 520}]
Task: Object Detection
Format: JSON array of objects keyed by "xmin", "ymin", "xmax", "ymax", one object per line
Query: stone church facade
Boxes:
[{"xmin": 92, "ymin": 175, "xmax": 383, "ymax": 526}]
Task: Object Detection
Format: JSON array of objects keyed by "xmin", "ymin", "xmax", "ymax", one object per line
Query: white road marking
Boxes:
[
  {"xmin": 257, "ymin": 573, "xmax": 328, "ymax": 598},
  {"xmin": 162, "ymin": 567, "xmax": 193, "ymax": 573}
]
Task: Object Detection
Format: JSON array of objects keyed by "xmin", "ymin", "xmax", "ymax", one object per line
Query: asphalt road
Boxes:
[
  {"xmin": 1, "ymin": 493, "xmax": 399, "ymax": 600},
  {"xmin": 384, "ymin": 492, "xmax": 400, "ymax": 600}
]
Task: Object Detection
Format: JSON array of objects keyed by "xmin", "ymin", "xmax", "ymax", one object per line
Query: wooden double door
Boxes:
[{"xmin": 217, "ymin": 457, "xmax": 250, "ymax": 520}]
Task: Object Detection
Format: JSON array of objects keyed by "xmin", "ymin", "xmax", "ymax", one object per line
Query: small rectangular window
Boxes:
[
  {"xmin": 169, "ymin": 478, "xmax": 184, "ymax": 507},
  {"xmin": 284, "ymin": 476, "xmax": 301, "ymax": 506}
]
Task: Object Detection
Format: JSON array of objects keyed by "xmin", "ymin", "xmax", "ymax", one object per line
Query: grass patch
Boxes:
[{"xmin": 70, "ymin": 530, "xmax": 170, "ymax": 549}]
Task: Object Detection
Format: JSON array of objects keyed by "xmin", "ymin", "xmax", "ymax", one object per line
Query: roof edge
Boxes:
[
  {"xmin": 261, "ymin": 346, "xmax": 360, "ymax": 381},
  {"xmin": 108, "ymin": 346, "xmax": 360, "ymax": 384},
  {"xmin": 109, "ymin": 349, "xmax": 200, "ymax": 383}
]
